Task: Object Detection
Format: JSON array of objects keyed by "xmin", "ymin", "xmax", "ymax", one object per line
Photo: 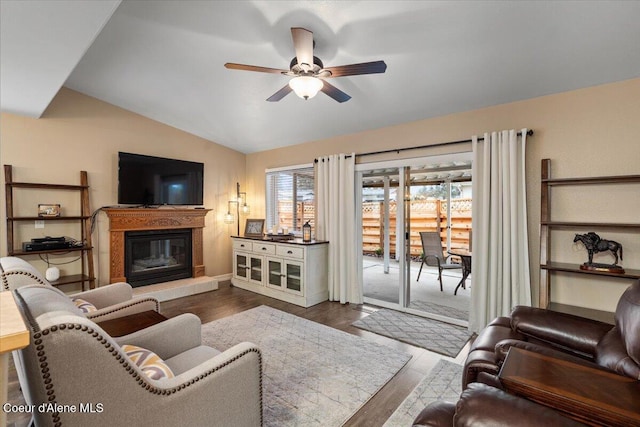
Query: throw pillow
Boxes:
[
  {"xmin": 71, "ymin": 298, "xmax": 97, "ymax": 313},
  {"xmin": 121, "ymin": 344, "xmax": 175, "ymax": 380}
]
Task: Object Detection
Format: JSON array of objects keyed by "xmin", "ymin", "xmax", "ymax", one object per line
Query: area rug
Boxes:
[
  {"xmin": 352, "ymin": 309, "xmax": 472, "ymax": 357},
  {"xmin": 200, "ymin": 305, "xmax": 412, "ymax": 427},
  {"xmin": 383, "ymin": 359, "xmax": 463, "ymax": 426},
  {"xmin": 408, "ymin": 300, "xmax": 468, "ymax": 321}
]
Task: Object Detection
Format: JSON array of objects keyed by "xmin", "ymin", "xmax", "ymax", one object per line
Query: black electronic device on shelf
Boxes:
[{"xmin": 22, "ymin": 236, "xmax": 82, "ymax": 252}]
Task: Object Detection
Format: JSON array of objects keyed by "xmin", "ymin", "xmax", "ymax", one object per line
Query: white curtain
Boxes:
[
  {"xmin": 470, "ymin": 129, "xmax": 531, "ymax": 332},
  {"xmin": 316, "ymin": 153, "xmax": 361, "ymax": 304}
]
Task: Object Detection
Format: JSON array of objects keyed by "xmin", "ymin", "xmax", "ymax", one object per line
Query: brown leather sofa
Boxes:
[
  {"xmin": 412, "ymin": 383, "xmax": 587, "ymax": 427},
  {"xmin": 463, "ymin": 279, "xmax": 640, "ymax": 388}
]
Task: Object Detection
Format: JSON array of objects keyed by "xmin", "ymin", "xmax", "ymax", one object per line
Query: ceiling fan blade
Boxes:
[
  {"xmin": 291, "ymin": 27, "xmax": 314, "ymax": 71},
  {"xmin": 225, "ymin": 63, "xmax": 288, "ymax": 74},
  {"xmin": 320, "ymin": 80, "xmax": 351, "ymax": 103},
  {"xmin": 266, "ymin": 84, "xmax": 293, "ymax": 102},
  {"xmin": 325, "ymin": 60, "xmax": 387, "ymax": 77}
]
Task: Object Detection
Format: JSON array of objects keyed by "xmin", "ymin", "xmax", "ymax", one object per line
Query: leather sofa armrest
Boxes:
[
  {"xmin": 495, "ymin": 339, "xmax": 599, "ymax": 368},
  {"xmin": 510, "ymin": 306, "xmax": 612, "ymax": 356},
  {"xmin": 113, "ymin": 313, "xmax": 202, "ymax": 359},
  {"xmin": 454, "ymin": 383, "xmax": 587, "ymax": 427},
  {"xmin": 413, "ymin": 401, "xmax": 456, "ymax": 427}
]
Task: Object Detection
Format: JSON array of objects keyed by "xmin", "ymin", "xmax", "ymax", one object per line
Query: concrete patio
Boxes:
[{"xmin": 363, "ymin": 255, "xmax": 471, "ymax": 321}]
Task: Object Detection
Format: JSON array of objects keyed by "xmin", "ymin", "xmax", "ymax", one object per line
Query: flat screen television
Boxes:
[{"xmin": 118, "ymin": 152, "xmax": 204, "ymax": 206}]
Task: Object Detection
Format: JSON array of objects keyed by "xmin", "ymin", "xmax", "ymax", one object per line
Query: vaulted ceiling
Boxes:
[{"xmin": 2, "ymin": 1, "xmax": 639, "ymax": 154}]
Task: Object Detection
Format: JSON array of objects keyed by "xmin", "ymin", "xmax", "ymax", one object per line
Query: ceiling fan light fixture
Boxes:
[{"xmin": 289, "ymin": 76, "xmax": 323, "ymax": 100}]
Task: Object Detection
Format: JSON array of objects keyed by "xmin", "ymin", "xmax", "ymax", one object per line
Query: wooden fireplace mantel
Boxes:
[{"xmin": 104, "ymin": 208, "xmax": 211, "ymax": 284}]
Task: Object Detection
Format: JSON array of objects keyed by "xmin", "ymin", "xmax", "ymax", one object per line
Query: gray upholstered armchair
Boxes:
[
  {"xmin": 13, "ymin": 285, "xmax": 263, "ymax": 427},
  {"xmin": 1, "ymin": 256, "xmax": 159, "ymax": 322}
]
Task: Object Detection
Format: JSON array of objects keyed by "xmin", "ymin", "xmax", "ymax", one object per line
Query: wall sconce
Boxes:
[{"xmin": 224, "ymin": 182, "xmax": 250, "ymax": 235}]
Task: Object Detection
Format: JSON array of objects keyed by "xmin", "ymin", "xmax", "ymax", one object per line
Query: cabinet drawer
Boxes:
[
  {"xmin": 253, "ymin": 242, "xmax": 276, "ymax": 254},
  {"xmin": 277, "ymin": 245, "xmax": 304, "ymax": 259},
  {"xmin": 233, "ymin": 240, "xmax": 252, "ymax": 251}
]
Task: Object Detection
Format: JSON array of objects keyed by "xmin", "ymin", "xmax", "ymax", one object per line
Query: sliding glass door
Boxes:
[{"xmin": 357, "ymin": 153, "xmax": 472, "ymax": 325}]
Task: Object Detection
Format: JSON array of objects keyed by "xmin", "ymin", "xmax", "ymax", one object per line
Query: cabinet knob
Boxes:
[
  {"xmin": 287, "ymin": 250, "xmax": 293, "ymax": 254},
  {"xmin": 262, "ymin": 247, "xmax": 267, "ymax": 251},
  {"xmin": 240, "ymin": 244, "xmax": 245, "ymax": 248}
]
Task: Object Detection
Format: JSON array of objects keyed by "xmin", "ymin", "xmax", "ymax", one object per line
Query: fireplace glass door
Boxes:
[{"xmin": 125, "ymin": 229, "xmax": 192, "ymax": 287}]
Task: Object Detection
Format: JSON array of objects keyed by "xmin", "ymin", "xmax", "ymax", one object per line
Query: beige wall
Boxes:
[
  {"xmin": 1, "ymin": 88, "xmax": 245, "ymax": 289},
  {"xmin": 2, "ymin": 80, "xmax": 638, "ymax": 312},
  {"xmin": 246, "ymin": 78, "xmax": 640, "ymax": 313}
]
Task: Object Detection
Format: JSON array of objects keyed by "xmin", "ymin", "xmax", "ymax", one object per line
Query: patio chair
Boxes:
[{"xmin": 416, "ymin": 231, "xmax": 462, "ymax": 292}]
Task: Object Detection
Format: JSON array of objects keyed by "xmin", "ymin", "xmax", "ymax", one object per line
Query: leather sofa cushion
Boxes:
[{"xmin": 596, "ymin": 327, "xmax": 640, "ymax": 379}]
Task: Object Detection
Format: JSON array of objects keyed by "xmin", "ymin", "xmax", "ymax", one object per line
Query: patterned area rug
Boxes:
[
  {"xmin": 200, "ymin": 305, "xmax": 412, "ymax": 427},
  {"xmin": 352, "ymin": 309, "xmax": 472, "ymax": 357},
  {"xmin": 383, "ymin": 359, "xmax": 463, "ymax": 426},
  {"xmin": 409, "ymin": 300, "xmax": 468, "ymax": 321}
]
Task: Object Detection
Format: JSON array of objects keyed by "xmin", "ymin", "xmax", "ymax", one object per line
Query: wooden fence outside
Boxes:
[
  {"xmin": 362, "ymin": 199, "xmax": 472, "ymax": 257},
  {"xmin": 274, "ymin": 201, "xmax": 315, "ymax": 232},
  {"xmin": 277, "ymin": 198, "xmax": 472, "ymax": 256}
]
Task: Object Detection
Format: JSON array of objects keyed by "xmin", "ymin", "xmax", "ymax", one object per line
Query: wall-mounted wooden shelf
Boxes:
[
  {"xmin": 542, "ymin": 175, "xmax": 640, "ymax": 185},
  {"xmin": 541, "ymin": 261, "xmax": 640, "ymax": 280},
  {"xmin": 541, "ymin": 221, "xmax": 640, "ymax": 229},
  {"xmin": 8, "ymin": 216, "xmax": 91, "ymax": 221},
  {"xmin": 539, "ymin": 159, "xmax": 639, "ymax": 321}
]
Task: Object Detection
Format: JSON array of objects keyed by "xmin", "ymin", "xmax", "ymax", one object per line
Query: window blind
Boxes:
[{"xmin": 266, "ymin": 166, "xmax": 315, "ymax": 233}]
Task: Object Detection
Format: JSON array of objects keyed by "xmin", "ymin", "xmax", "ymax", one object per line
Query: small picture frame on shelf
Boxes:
[
  {"xmin": 244, "ymin": 219, "xmax": 265, "ymax": 238},
  {"xmin": 38, "ymin": 204, "xmax": 60, "ymax": 217}
]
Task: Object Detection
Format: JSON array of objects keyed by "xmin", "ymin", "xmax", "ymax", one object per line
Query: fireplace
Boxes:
[
  {"xmin": 125, "ymin": 229, "xmax": 192, "ymax": 287},
  {"xmin": 104, "ymin": 208, "xmax": 210, "ymax": 286}
]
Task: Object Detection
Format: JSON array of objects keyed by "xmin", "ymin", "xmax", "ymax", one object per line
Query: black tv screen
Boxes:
[{"xmin": 118, "ymin": 152, "xmax": 204, "ymax": 206}]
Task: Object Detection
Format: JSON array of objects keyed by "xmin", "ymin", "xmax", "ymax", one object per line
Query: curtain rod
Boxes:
[{"xmin": 314, "ymin": 129, "xmax": 533, "ymax": 162}]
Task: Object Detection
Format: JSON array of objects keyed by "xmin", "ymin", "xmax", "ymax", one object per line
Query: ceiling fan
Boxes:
[{"xmin": 224, "ymin": 27, "xmax": 387, "ymax": 103}]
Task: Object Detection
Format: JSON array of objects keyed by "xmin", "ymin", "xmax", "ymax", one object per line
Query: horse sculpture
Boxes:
[{"xmin": 573, "ymin": 232, "xmax": 623, "ymax": 265}]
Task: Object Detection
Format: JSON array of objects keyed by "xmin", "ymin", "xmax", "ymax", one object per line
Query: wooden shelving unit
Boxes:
[
  {"xmin": 539, "ymin": 159, "xmax": 640, "ymax": 322},
  {"xmin": 4, "ymin": 165, "xmax": 95, "ymax": 290}
]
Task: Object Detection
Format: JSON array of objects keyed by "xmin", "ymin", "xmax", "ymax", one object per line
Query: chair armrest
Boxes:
[
  {"xmin": 495, "ymin": 340, "xmax": 601, "ymax": 369},
  {"xmin": 153, "ymin": 342, "xmax": 263, "ymax": 427},
  {"xmin": 413, "ymin": 401, "xmax": 456, "ymax": 426},
  {"xmin": 455, "ymin": 383, "xmax": 587, "ymax": 426},
  {"xmin": 113, "ymin": 313, "xmax": 202, "ymax": 359},
  {"xmin": 161, "ymin": 342, "xmax": 260, "ymax": 387},
  {"xmin": 86, "ymin": 297, "xmax": 161, "ymax": 322},
  {"xmin": 71, "ymin": 282, "xmax": 133, "ymax": 308},
  {"xmin": 510, "ymin": 306, "xmax": 613, "ymax": 357}
]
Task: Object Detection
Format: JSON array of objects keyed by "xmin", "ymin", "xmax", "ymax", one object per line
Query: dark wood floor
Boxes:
[{"xmin": 161, "ymin": 281, "xmax": 471, "ymax": 427}]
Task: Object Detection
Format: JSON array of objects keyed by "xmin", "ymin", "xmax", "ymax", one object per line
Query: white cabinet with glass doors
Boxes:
[{"xmin": 231, "ymin": 237, "xmax": 328, "ymax": 307}]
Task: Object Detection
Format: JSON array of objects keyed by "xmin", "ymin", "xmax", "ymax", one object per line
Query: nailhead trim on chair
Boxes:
[
  {"xmin": 86, "ymin": 297, "xmax": 161, "ymax": 320},
  {"xmin": 14, "ymin": 288, "xmax": 264, "ymax": 426},
  {"xmin": 0, "ymin": 263, "xmax": 8, "ymax": 291},
  {"xmin": 2, "ymin": 269, "xmax": 48, "ymax": 290}
]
